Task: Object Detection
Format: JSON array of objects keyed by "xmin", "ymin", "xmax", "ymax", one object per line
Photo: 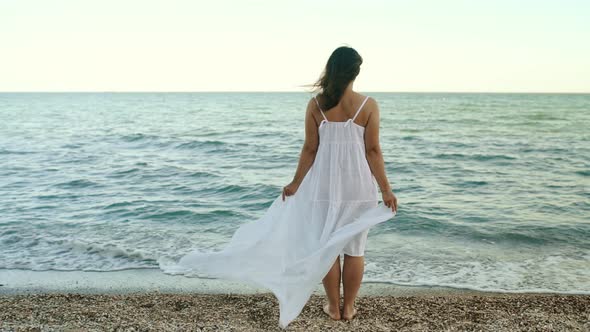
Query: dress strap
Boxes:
[
  {"xmin": 352, "ymin": 96, "xmax": 370, "ymax": 121},
  {"xmin": 313, "ymin": 96, "xmax": 328, "ymax": 121}
]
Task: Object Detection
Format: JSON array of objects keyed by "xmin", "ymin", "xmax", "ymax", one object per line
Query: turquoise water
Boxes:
[{"xmin": 1, "ymin": 92, "xmax": 589, "ymax": 293}]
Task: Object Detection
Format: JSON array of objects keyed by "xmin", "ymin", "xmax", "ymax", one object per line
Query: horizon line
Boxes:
[{"xmin": 1, "ymin": 90, "xmax": 589, "ymax": 94}]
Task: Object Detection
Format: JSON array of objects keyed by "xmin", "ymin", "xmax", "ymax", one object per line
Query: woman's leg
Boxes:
[
  {"xmin": 342, "ymin": 254, "xmax": 364, "ymax": 319},
  {"xmin": 321, "ymin": 255, "xmax": 341, "ymax": 320}
]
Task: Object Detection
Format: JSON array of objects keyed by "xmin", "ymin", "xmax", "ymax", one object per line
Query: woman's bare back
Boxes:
[{"xmin": 312, "ymin": 92, "xmax": 374, "ymax": 128}]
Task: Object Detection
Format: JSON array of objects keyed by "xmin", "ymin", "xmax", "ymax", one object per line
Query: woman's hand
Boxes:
[
  {"xmin": 282, "ymin": 181, "xmax": 300, "ymax": 201},
  {"xmin": 382, "ymin": 190, "xmax": 398, "ymax": 213}
]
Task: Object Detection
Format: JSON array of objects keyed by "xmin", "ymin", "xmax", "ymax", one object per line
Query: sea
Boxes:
[{"xmin": 1, "ymin": 92, "xmax": 589, "ymax": 294}]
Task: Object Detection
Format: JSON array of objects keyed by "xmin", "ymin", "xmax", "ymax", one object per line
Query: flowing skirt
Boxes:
[{"xmin": 162, "ymin": 182, "xmax": 395, "ymax": 328}]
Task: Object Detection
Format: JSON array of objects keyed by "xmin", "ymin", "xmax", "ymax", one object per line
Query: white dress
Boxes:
[{"xmin": 162, "ymin": 95, "xmax": 396, "ymax": 329}]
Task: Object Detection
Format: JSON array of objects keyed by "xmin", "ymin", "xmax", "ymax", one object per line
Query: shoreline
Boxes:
[
  {"xmin": 1, "ymin": 269, "xmax": 589, "ymax": 331},
  {"xmin": 0, "ymin": 268, "xmax": 482, "ymax": 297},
  {"xmin": 2, "ymin": 268, "xmax": 587, "ymax": 297}
]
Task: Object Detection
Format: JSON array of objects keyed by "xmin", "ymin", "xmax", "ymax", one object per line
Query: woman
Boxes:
[
  {"xmin": 282, "ymin": 46, "xmax": 398, "ymax": 321},
  {"xmin": 165, "ymin": 46, "xmax": 397, "ymax": 329}
]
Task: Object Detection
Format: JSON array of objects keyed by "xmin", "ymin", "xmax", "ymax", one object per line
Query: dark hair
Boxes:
[{"xmin": 311, "ymin": 46, "xmax": 363, "ymax": 111}]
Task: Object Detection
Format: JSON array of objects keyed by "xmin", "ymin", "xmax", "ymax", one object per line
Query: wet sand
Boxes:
[{"xmin": 1, "ymin": 292, "xmax": 589, "ymax": 331}]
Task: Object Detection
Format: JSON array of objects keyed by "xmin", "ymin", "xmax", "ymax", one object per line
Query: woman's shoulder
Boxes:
[
  {"xmin": 353, "ymin": 93, "xmax": 379, "ymax": 127},
  {"xmin": 353, "ymin": 92, "xmax": 376, "ymax": 104},
  {"xmin": 307, "ymin": 94, "xmax": 321, "ymax": 112},
  {"xmin": 306, "ymin": 95, "xmax": 325, "ymax": 124},
  {"xmin": 355, "ymin": 93, "xmax": 378, "ymax": 113}
]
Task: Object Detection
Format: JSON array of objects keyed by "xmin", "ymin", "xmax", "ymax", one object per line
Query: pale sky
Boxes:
[{"xmin": 1, "ymin": 0, "xmax": 589, "ymax": 92}]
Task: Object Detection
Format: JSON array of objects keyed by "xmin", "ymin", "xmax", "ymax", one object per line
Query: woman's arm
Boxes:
[
  {"xmin": 282, "ymin": 99, "xmax": 319, "ymax": 201},
  {"xmin": 364, "ymin": 98, "xmax": 398, "ymax": 212}
]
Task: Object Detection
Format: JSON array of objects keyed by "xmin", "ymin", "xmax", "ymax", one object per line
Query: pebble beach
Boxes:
[{"xmin": 1, "ymin": 292, "xmax": 589, "ymax": 331}]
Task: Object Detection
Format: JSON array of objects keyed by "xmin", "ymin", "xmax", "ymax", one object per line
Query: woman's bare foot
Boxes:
[
  {"xmin": 342, "ymin": 306, "xmax": 357, "ymax": 320},
  {"xmin": 323, "ymin": 303, "xmax": 341, "ymax": 320}
]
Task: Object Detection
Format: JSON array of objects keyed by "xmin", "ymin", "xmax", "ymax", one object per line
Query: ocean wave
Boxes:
[
  {"xmin": 197, "ymin": 183, "xmax": 250, "ymax": 195},
  {"xmin": 174, "ymin": 139, "xmax": 250, "ymax": 152},
  {"xmin": 1, "ymin": 234, "xmax": 22, "ymax": 245},
  {"xmin": 0, "ymin": 237, "xmax": 159, "ymax": 271},
  {"xmin": 176, "ymin": 140, "xmax": 226, "ymax": 149},
  {"xmin": 491, "ymin": 224, "xmax": 590, "ymax": 247},
  {"xmin": 361, "ymin": 247, "xmax": 590, "ymax": 294},
  {"xmin": 103, "ymin": 201, "xmax": 135, "ymax": 209},
  {"xmin": 120, "ymin": 133, "xmax": 161, "ymax": 142},
  {"xmin": 446, "ymin": 180, "xmax": 489, "ymax": 187},
  {"xmin": 53, "ymin": 179, "xmax": 100, "ymax": 189},
  {"xmin": 65, "ymin": 240, "xmax": 157, "ymax": 262},
  {"xmin": 0, "ymin": 148, "xmax": 36, "ymax": 155},
  {"xmin": 380, "ymin": 217, "xmax": 590, "ymax": 247},
  {"xmin": 188, "ymin": 171, "xmax": 221, "ymax": 178},
  {"xmin": 112, "ymin": 168, "xmax": 141, "ymax": 175},
  {"xmin": 144, "ymin": 209, "xmax": 243, "ymax": 221},
  {"xmin": 60, "ymin": 143, "xmax": 84, "ymax": 149},
  {"xmin": 434, "ymin": 152, "xmax": 517, "ymax": 161},
  {"xmin": 34, "ymin": 193, "xmax": 80, "ymax": 200}
]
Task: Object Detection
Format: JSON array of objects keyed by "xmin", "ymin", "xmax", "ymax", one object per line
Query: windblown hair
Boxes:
[{"xmin": 311, "ymin": 46, "xmax": 363, "ymax": 111}]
